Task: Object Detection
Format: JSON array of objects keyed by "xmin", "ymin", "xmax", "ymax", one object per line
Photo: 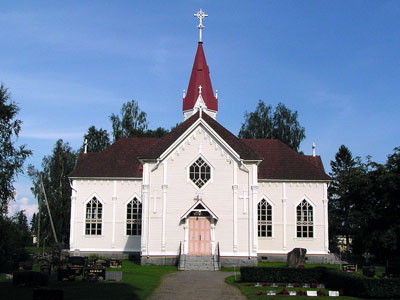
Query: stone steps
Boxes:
[{"xmin": 179, "ymin": 255, "xmax": 220, "ymax": 271}]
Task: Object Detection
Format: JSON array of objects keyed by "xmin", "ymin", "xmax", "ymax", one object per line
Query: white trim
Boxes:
[
  {"xmin": 181, "ymin": 198, "xmax": 219, "ymax": 221},
  {"xmin": 282, "ymin": 182, "xmax": 287, "ymax": 250},
  {"xmin": 220, "ymin": 252, "xmax": 256, "ymax": 257},
  {"xmin": 69, "ymin": 180, "xmax": 77, "ymax": 249},
  {"xmin": 257, "ymin": 250, "xmax": 329, "ymax": 255},
  {"xmin": 71, "ymin": 247, "xmax": 141, "ymax": 252},
  {"xmin": 294, "ymin": 194, "xmax": 316, "ymax": 208}
]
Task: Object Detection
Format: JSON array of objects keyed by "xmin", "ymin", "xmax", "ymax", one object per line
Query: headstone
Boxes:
[
  {"xmin": 109, "ymin": 259, "xmax": 122, "ymax": 268},
  {"xmin": 105, "ymin": 271, "xmax": 123, "ymax": 281},
  {"xmin": 303, "ymin": 283, "xmax": 310, "ymax": 288},
  {"xmin": 271, "ymin": 283, "xmax": 278, "ymax": 287},
  {"xmin": 84, "ymin": 267, "xmax": 106, "ymax": 281},
  {"xmin": 362, "ymin": 266, "xmax": 375, "ymax": 277},
  {"xmin": 254, "ymin": 282, "xmax": 261, "ymax": 287},
  {"xmin": 287, "ymin": 248, "xmax": 307, "ymax": 268},
  {"xmin": 40, "ymin": 264, "xmax": 51, "ymax": 275},
  {"xmin": 267, "ymin": 291, "xmax": 276, "ymax": 296},
  {"xmin": 68, "ymin": 256, "xmax": 87, "ymax": 267},
  {"xmin": 317, "ymin": 283, "xmax": 325, "ymax": 289},
  {"xmin": 57, "ymin": 268, "xmax": 75, "ymax": 281},
  {"xmin": 329, "ymin": 291, "xmax": 339, "ymax": 297},
  {"xmin": 287, "ymin": 283, "xmax": 294, "ymax": 288},
  {"xmin": 33, "ymin": 289, "xmax": 64, "ymax": 300},
  {"xmin": 289, "ymin": 291, "xmax": 296, "ymax": 296},
  {"xmin": 307, "ymin": 291, "xmax": 317, "ymax": 297},
  {"xmin": 342, "ymin": 264, "xmax": 357, "ymax": 272}
]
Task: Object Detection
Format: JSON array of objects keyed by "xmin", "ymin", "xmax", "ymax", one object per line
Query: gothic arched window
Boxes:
[
  {"xmin": 85, "ymin": 197, "xmax": 102, "ymax": 235},
  {"xmin": 258, "ymin": 199, "xmax": 272, "ymax": 237},
  {"xmin": 296, "ymin": 199, "xmax": 313, "ymax": 238},
  {"xmin": 127, "ymin": 197, "xmax": 142, "ymax": 236}
]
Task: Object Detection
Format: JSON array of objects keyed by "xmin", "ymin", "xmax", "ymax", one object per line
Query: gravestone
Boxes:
[
  {"xmin": 289, "ymin": 291, "xmax": 296, "ymax": 296},
  {"xmin": 317, "ymin": 283, "xmax": 325, "ymax": 289},
  {"xmin": 84, "ymin": 267, "xmax": 106, "ymax": 281},
  {"xmin": 287, "ymin": 248, "xmax": 307, "ymax": 268},
  {"xmin": 105, "ymin": 271, "xmax": 123, "ymax": 281},
  {"xmin": 362, "ymin": 266, "xmax": 375, "ymax": 277},
  {"xmin": 307, "ymin": 291, "xmax": 317, "ymax": 297},
  {"xmin": 342, "ymin": 264, "xmax": 357, "ymax": 273},
  {"xmin": 40, "ymin": 264, "xmax": 51, "ymax": 275},
  {"xmin": 57, "ymin": 268, "xmax": 75, "ymax": 281},
  {"xmin": 267, "ymin": 291, "xmax": 276, "ymax": 296},
  {"xmin": 329, "ymin": 291, "xmax": 339, "ymax": 297},
  {"xmin": 109, "ymin": 259, "xmax": 122, "ymax": 268}
]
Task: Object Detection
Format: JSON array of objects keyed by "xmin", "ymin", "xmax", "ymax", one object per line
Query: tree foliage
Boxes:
[
  {"xmin": 329, "ymin": 145, "xmax": 400, "ymax": 261},
  {"xmin": 28, "ymin": 139, "xmax": 76, "ymax": 246},
  {"xmin": 110, "ymin": 100, "xmax": 149, "ymax": 141},
  {"xmin": 0, "ymin": 84, "xmax": 32, "ymax": 214},
  {"xmin": 238, "ymin": 101, "xmax": 305, "ymax": 152},
  {"xmin": 80, "ymin": 125, "xmax": 110, "ymax": 153},
  {"xmin": 0, "ymin": 210, "xmax": 31, "ymax": 271},
  {"xmin": 110, "ymin": 100, "xmax": 169, "ymax": 141}
]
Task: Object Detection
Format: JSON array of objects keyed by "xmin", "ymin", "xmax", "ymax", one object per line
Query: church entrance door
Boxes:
[{"xmin": 188, "ymin": 217, "xmax": 211, "ymax": 255}]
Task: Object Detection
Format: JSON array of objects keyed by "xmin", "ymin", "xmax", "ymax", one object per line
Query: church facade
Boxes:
[{"xmin": 68, "ymin": 11, "xmax": 330, "ymax": 267}]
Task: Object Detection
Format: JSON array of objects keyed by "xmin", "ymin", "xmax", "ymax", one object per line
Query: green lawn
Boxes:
[
  {"xmin": 225, "ymin": 275, "xmax": 371, "ymax": 300},
  {"xmin": 0, "ymin": 260, "xmax": 177, "ymax": 300}
]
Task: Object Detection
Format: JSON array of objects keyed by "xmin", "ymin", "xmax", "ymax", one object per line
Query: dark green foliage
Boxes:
[
  {"xmin": 13, "ymin": 271, "xmax": 49, "ymax": 286},
  {"xmin": 110, "ymin": 100, "xmax": 169, "ymax": 141},
  {"xmin": 241, "ymin": 266, "xmax": 400, "ymax": 299},
  {"xmin": 80, "ymin": 126, "xmax": 110, "ymax": 153},
  {"xmin": 28, "ymin": 140, "xmax": 77, "ymax": 246},
  {"xmin": 238, "ymin": 101, "xmax": 305, "ymax": 152},
  {"xmin": 240, "ymin": 266, "xmax": 325, "ymax": 283},
  {"xmin": 0, "ymin": 84, "xmax": 32, "ymax": 214},
  {"xmin": 324, "ymin": 268, "xmax": 400, "ymax": 299},
  {"xmin": 0, "ymin": 211, "xmax": 31, "ymax": 271}
]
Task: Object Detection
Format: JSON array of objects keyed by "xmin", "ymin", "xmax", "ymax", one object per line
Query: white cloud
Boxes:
[{"xmin": 8, "ymin": 197, "xmax": 38, "ymax": 222}]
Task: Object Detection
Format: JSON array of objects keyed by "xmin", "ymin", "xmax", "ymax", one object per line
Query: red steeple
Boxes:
[{"xmin": 183, "ymin": 42, "xmax": 218, "ymax": 112}]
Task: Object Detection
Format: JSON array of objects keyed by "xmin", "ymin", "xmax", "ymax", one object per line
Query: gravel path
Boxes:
[{"xmin": 148, "ymin": 271, "xmax": 246, "ymax": 300}]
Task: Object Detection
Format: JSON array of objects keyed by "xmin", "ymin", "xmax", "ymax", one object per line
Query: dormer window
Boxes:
[{"xmin": 189, "ymin": 157, "xmax": 211, "ymax": 188}]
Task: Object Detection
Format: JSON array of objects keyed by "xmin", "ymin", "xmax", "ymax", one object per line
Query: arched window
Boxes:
[
  {"xmin": 85, "ymin": 197, "xmax": 102, "ymax": 235},
  {"xmin": 296, "ymin": 199, "xmax": 313, "ymax": 238},
  {"xmin": 258, "ymin": 199, "xmax": 272, "ymax": 237},
  {"xmin": 127, "ymin": 197, "xmax": 142, "ymax": 235}
]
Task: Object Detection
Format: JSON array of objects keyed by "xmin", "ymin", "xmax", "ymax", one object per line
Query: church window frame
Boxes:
[
  {"xmin": 295, "ymin": 197, "xmax": 314, "ymax": 239},
  {"xmin": 258, "ymin": 197, "xmax": 273, "ymax": 238},
  {"xmin": 84, "ymin": 195, "xmax": 104, "ymax": 236},
  {"xmin": 125, "ymin": 196, "xmax": 142, "ymax": 236},
  {"xmin": 186, "ymin": 155, "xmax": 214, "ymax": 190}
]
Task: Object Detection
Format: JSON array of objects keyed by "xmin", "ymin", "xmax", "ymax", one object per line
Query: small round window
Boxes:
[{"xmin": 189, "ymin": 157, "xmax": 211, "ymax": 188}]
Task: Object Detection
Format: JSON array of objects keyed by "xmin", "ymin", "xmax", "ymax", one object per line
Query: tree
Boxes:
[
  {"xmin": 80, "ymin": 126, "xmax": 110, "ymax": 153},
  {"xmin": 28, "ymin": 139, "xmax": 76, "ymax": 246},
  {"xmin": 238, "ymin": 101, "xmax": 305, "ymax": 151},
  {"xmin": 0, "ymin": 84, "xmax": 32, "ymax": 214},
  {"xmin": 110, "ymin": 100, "xmax": 148, "ymax": 141}
]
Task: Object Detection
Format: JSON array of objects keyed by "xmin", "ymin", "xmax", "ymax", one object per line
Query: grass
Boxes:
[
  {"xmin": 225, "ymin": 275, "xmax": 370, "ymax": 300},
  {"xmin": 0, "ymin": 260, "xmax": 177, "ymax": 300}
]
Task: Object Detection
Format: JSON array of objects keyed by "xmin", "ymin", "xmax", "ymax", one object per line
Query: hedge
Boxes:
[
  {"xmin": 324, "ymin": 268, "xmax": 400, "ymax": 299},
  {"xmin": 240, "ymin": 266, "xmax": 324, "ymax": 283},
  {"xmin": 240, "ymin": 266, "xmax": 400, "ymax": 299}
]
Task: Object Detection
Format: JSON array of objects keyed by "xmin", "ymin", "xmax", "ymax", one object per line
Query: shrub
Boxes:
[
  {"xmin": 324, "ymin": 268, "xmax": 400, "ymax": 299},
  {"xmin": 13, "ymin": 271, "xmax": 49, "ymax": 286},
  {"xmin": 240, "ymin": 266, "xmax": 324, "ymax": 283}
]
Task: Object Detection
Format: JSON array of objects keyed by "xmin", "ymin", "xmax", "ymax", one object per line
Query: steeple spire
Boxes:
[{"xmin": 182, "ymin": 9, "xmax": 218, "ymax": 121}]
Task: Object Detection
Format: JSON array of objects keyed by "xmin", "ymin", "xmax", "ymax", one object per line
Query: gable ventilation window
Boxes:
[
  {"xmin": 296, "ymin": 199, "xmax": 313, "ymax": 238},
  {"xmin": 85, "ymin": 197, "xmax": 102, "ymax": 235},
  {"xmin": 189, "ymin": 157, "xmax": 211, "ymax": 188},
  {"xmin": 127, "ymin": 197, "xmax": 142, "ymax": 235},
  {"xmin": 258, "ymin": 199, "xmax": 272, "ymax": 237}
]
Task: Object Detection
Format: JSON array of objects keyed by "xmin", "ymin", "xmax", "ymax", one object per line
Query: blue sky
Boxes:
[{"xmin": 1, "ymin": 1, "xmax": 399, "ymax": 220}]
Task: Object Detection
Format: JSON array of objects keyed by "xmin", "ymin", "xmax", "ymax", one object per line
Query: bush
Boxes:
[
  {"xmin": 240, "ymin": 266, "xmax": 325, "ymax": 283},
  {"xmin": 13, "ymin": 271, "xmax": 49, "ymax": 286},
  {"xmin": 324, "ymin": 268, "xmax": 400, "ymax": 299}
]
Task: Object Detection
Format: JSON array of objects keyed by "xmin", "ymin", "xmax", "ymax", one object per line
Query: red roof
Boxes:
[
  {"xmin": 242, "ymin": 139, "xmax": 330, "ymax": 181},
  {"xmin": 69, "ymin": 116, "xmax": 330, "ymax": 181},
  {"xmin": 183, "ymin": 42, "xmax": 218, "ymax": 112}
]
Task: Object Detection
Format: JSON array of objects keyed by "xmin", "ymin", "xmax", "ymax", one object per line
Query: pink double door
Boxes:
[{"xmin": 188, "ymin": 217, "xmax": 211, "ymax": 255}]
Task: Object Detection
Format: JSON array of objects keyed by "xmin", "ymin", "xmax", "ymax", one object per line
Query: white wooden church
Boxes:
[{"xmin": 68, "ymin": 10, "xmax": 331, "ymax": 268}]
